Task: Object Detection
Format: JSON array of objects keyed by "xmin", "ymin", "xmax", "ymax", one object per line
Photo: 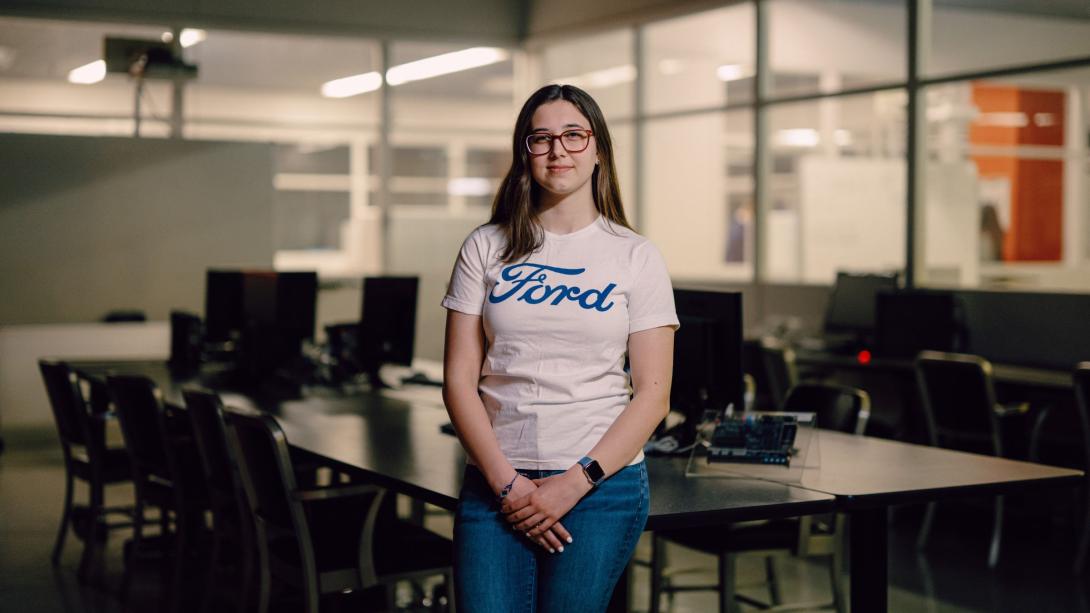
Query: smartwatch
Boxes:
[{"xmin": 577, "ymin": 456, "xmax": 606, "ymax": 488}]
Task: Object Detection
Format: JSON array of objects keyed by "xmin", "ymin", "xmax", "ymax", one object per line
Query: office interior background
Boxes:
[
  {"xmin": 2, "ymin": 0, "xmax": 1090, "ymax": 610},
  {"xmin": 3, "ymin": 0, "xmax": 1090, "ymax": 398}
]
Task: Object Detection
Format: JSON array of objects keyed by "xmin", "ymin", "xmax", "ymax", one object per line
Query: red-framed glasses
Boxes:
[{"xmin": 525, "ymin": 129, "xmax": 594, "ymax": 155}]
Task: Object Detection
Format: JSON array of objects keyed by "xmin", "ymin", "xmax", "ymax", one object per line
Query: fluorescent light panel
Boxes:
[
  {"xmin": 68, "ymin": 60, "xmax": 106, "ymax": 84},
  {"xmin": 386, "ymin": 47, "xmax": 508, "ymax": 86},
  {"xmin": 321, "ymin": 71, "xmax": 383, "ymax": 98},
  {"xmin": 321, "ymin": 46, "xmax": 509, "ymax": 98}
]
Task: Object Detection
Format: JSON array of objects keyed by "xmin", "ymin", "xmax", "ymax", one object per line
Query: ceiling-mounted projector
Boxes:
[{"xmin": 104, "ymin": 36, "xmax": 198, "ymax": 80}]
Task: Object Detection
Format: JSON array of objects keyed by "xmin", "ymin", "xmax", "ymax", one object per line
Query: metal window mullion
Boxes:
[
  {"xmin": 906, "ymin": 0, "xmax": 925, "ymax": 288},
  {"xmin": 754, "ymin": 0, "xmax": 770, "ymax": 298},
  {"xmin": 634, "ymin": 24, "xmax": 646, "ymax": 231},
  {"xmin": 379, "ymin": 39, "xmax": 392, "ymax": 274}
]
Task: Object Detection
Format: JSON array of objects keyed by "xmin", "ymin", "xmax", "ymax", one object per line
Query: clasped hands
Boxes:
[{"xmin": 500, "ymin": 468, "xmax": 592, "ymax": 554}]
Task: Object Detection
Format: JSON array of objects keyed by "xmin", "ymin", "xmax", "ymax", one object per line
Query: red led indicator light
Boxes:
[{"xmin": 857, "ymin": 349, "xmax": 872, "ymax": 365}]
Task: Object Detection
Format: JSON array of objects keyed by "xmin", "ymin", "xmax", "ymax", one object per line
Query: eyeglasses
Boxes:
[{"xmin": 525, "ymin": 129, "xmax": 594, "ymax": 156}]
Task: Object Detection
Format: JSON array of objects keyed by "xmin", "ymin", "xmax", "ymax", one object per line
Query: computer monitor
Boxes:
[
  {"xmin": 824, "ymin": 272, "xmax": 899, "ymax": 340},
  {"xmin": 358, "ymin": 276, "xmax": 419, "ymax": 387},
  {"xmin": 670, "ymin": 289, "xmax": 745, "ymax": 434},
  {"xmin": 203, "ymin": 269, "xmax": 318, "ymax": 374},
  {"xmin": 875, "ymin": 290, "xmax": 962, "ymax": 359},
  {"xmin": 204, "ymin": 270, "xmax": 244, "ymax": 343}
]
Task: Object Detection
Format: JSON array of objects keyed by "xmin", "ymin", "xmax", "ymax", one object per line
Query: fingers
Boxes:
[
  {"xmin": 514, "ymin": 512, "xmax": 546, "ymax": 532},
  {"xmin": 504, "ymin": 505, "xmax": 538, "ymax": 524},
  {"xmin": 540, "ymin": 528, "xmax": 565, "ymax": 552},
  {"xmin": 523, "ymin": 526, "xmax": 567, "ymax": 553},
  {"xmin": 549, "ymin": 520, "xmax": 573, "ymax": 545}
]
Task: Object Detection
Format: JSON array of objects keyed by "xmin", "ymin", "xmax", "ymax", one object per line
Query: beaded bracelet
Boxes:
[{"xmin": 497, "ymin": 472, "xmax": 520, "ymax": 503}]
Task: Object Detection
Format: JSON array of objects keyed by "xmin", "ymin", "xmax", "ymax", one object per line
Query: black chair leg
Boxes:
[
  {"xmin": 78, "ymin": 480, "xmax": 104, "ymax": 582},
  {"xmin": 52, "ymin": 468, "xmax": 74, "ymax": 566},
  {"xmin": 988, "ymin": 495, "xmax": 1004, "ymax": 568},
  {"xmin": 240, "ymin": 529, "xmax": 256, "ymax": 613},
  {"xmin": 718, "ymin": 552, "xmax": 738, "ymax": 613},
  {"xmin": 1075, "ymin": 484, "xmax": 1090, "ymax": 574},
  {"xmin": 169, "ymin": 509, "xmax": 188, "ymax": 613},
  {"xmin": 917, "ymin": 502, "xmax": 936, "ymax": 551},
  {"xmin": 200, "ymin": 514, "xmax": 223, "ymax": 613},
  {"xmin": 121, "ymin": 498, "xmax": 145, "ymax": 602},
  {"xmin": 256, "ymin": 534, "xmax": 272, "ymax": 613},
  {"xmin": 764, "ymin": 556, "xmax": 781, "ymax": 605},
  {"xmin": 649, "ymin": 534, "xmax": 665, "ymax": 613}
]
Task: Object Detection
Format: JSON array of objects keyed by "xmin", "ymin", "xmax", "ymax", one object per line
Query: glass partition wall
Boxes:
[{"xmin": 5, "ymin": 1, "xmax": 1090, "ymax": 359}]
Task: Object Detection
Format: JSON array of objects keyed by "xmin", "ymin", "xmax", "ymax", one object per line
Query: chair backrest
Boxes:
[
  {"xmin": 1075, "ymin": 362, "xmax": 1090, "ymax": 465},
  {"xmin": 782, "ymin": 382, "xmax": 870, "ymax": 435},
  {"xmin": 914, "ymin": 350, "xmax": 999, "ymax": 453},
  {"xmin": 225, "ymin": 409, "xmax": 304, "ymax": 538},
  {"xmin": 38, "ymin": 360, "xmax": 92, "ymax": 449},
  {"xmin": 761, "ymin": 340, "xmax": 798, "ymax": 410},
  {"xmin": 183, "ymin": 388, "xmax": 243, "ymax": 503},
  {"xmin": 106, "ymin": 374, "xmax": 173, "ymax": 481}
]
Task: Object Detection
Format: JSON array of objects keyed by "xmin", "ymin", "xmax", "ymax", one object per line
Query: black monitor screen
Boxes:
[
  {"xmin": 359, "ymin": 276, "xmax": 419, "ymax": 370},
  {"xmin": 875, "ymin": 290, "xmax": 961, "ymax": 359},
  {"xmin": 204, "ymin": 269, "xmax": 318, "ymax": 369},
  {"xmin": 670, "ymin": 289, "xmax": 744, "ymax": 425},
  {"xmin": 824, "ymin": 272, "xmax": 899, "ymax": 335},
  {"xmin": 274, "ymin": 272, "xmax": 318, "ymax": 341},
  {"xmin": 205, "ymin": 270, "xmax": 244, "ymax": 342}
]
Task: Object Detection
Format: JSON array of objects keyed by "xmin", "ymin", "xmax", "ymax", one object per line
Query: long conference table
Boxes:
[{"xmin": 69, "ymin": 359, "xmax": 1082, "ymax": 612}]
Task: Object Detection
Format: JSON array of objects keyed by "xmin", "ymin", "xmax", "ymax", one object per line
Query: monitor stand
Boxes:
[{"xmin": 363, "ymin": 365, "xmax": 392, "ymax": 390}]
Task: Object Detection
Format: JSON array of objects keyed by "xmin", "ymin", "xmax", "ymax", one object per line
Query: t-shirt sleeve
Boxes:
[
  {"xmin": 441, "ymin": 229, "xmax": 489, "ymax": 316},
  {"xmin": 628, "ymin": 241, "xmax": 680, "ymax": 334}
]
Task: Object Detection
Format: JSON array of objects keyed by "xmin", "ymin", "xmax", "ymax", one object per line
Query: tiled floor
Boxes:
[{"xmin": 3, "ymin": 433, "xmax": 1089, "ymax": 612}]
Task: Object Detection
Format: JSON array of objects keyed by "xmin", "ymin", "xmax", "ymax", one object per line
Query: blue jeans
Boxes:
[{"xmin": 453, "ymin": 462, "xmax": 649, "ymax": 613}]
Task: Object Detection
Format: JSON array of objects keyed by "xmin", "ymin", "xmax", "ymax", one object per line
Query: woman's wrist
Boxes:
[
  {"xmin": 486, "ymin": 467, "xmax": 521, "ymax": 497},
  {"xmin": 565, "ymin": 465, "xmax": 595, "ymax": 496}
]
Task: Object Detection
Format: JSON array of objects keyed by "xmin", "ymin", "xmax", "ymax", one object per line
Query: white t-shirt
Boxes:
[{"xmin": 441, "ymin": 215, "xmax": 679, "ymax": 470}]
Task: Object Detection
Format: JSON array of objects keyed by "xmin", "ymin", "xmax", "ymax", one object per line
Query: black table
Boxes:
[
  {"xmin": 69, "ymin": 360, "xmax": 1081, "ymax": 612},
  {"xmin": 796, "ymin": 430, "xmax": 1081, "ymax": 611},
  {"xmin": 795, "ymin": 349, "xmax": 1072, "ymax": 389}
]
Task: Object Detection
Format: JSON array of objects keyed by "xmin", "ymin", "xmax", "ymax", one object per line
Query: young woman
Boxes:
[{"xmin": 441, "ymin": 84, "xmax": 678, "ymax": 612}]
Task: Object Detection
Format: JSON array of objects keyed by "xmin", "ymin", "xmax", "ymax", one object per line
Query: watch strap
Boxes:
[{"xmin": 577, "ymin": 456, "xmax": 605, "ymax": 487}]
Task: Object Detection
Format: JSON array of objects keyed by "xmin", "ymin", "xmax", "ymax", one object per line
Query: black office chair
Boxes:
[
  {"xmin": 107, "ymin": 375, "xmax": 209, "ymax": 611},
  {"xmin": 649, "ymin": 383, "xmax": 868, "ymax": 613},
  {"xmin": 183, "ymin": 389, "xmax": 258, "ymax": 613},
  {"xmin": 742, "ymin": 339, "xmax": 774, "ymax": 410},
  {"xmin": 1072, "ymin": 362, "xmax": 1090, "ymax": 574},
  {"xmin": 225, "ymin": 409, "xmax": 454, "ymax": 613},
  {"xmin": 38, "ymin": 360, "xmax": 133, "ymax": 582},
  {"xmin": 761, "ymin": 339, "xmax": 799, "ymax": 410},
  {"xmin": 914, "ymin": 350, "xmax": 1030, "ymax": 568},
  {"xmin": 783, "ymin": 382, "xmax": 870, "ymax": 435}
]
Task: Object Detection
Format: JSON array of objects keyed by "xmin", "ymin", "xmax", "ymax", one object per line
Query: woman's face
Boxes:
[{"xmin": 527, "ymin": 100, "xmax": 598, "ymax": 202}]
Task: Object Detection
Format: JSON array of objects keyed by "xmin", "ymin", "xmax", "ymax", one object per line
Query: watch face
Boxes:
[{"xmin": 584, "ymin": 460, "xmax": 605, "ymax": 484}]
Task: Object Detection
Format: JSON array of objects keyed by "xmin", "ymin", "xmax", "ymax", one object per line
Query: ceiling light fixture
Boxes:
[
  {"xmin": 68, "ymin": 60, "xmax": 106, "ymax": 84},
  {"xmin": 321, "ymin": 71, "xmax": 383, "ymax": 98},
  {"xmin": 386, "ymin": 47, "xmax": 508, "ymax": 86}
]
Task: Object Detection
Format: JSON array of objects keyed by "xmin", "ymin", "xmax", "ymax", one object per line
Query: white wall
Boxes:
[
  {"xmin": 0, "ymin": 133, "xmax": 276, "ymax": 324},
  {"xmin": 0, "ymin": 322, "xmax": 169, "ymax": 430}
]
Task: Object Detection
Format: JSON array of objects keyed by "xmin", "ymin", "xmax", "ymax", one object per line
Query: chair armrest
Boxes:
[
  {"xmin": 993, "ymin": 402, "xmax": 1030, "ymax": 418},
  {"xmin": 291, "ymin": 484, "xmax": 381, "ymax": 502}
]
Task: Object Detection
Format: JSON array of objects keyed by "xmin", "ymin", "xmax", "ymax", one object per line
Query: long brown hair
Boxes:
[{"xmin": 490, "ymin": 84, "xmax": 631, "ymax": 263}]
